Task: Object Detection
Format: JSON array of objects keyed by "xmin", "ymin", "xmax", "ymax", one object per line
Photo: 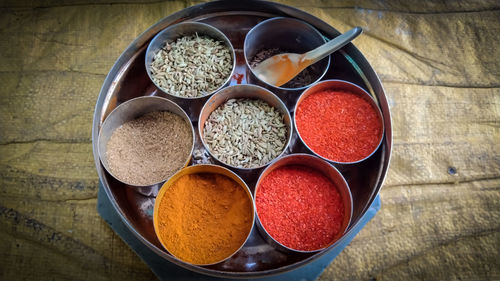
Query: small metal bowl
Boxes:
[
  {"xmin": 97, "ymin": 96, "xmax": 195, "ymax": 187},
  {"xmin": 198, "ymin": 84, "xmax": 293, "ymax": 174},
  {"xmin": 145, "ymin": 21, "xmax": 236, "ymax": 120},
  {"xmin": 294, "ymin": 79, "xmax": 385, "ymax": 165},
  {"xmin": 244, "ymin": 17, "xmax": 330, "ymax": 110},
  {"xmin": 153, "ymin": 164, "xmax": 255, "ymax": 266},
  {"xmin": 254, "ymin": 153, "xmax": 353, "ymax": 254}
]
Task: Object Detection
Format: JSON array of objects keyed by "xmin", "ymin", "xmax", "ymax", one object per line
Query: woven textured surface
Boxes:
[{"xmin": 0, "ymin": 1, "xmax": 499, "ymax": 280}]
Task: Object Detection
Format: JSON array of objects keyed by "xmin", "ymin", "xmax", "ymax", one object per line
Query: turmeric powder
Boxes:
[{"xmin": 156, "ymin": 172, "xmax": 253, "ymax": 265}]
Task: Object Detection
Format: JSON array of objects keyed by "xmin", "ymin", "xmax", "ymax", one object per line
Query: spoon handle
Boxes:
[{"xmin": 304, "ymin": 26, "xmax": 363, "ymax": 64}]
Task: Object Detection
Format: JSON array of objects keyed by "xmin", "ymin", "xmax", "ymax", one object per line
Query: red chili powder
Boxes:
[
  {"xmin": 295, "ymin": 90, "xmax": 382, "ymax": 162},
  {"xmin": 255, "ymin": 165, "xmax": 344, "ymax": 251},
  {"xmin": 232, "ymin": 73, "xmax": 244, "ymax": 84}
]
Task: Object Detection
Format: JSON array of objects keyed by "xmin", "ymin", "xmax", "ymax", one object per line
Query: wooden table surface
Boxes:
[{"xmin": 1, "ymin": 1, "xmax": 499, "ymax": 280}]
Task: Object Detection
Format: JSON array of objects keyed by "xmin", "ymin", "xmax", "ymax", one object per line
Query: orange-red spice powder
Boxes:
[
  {"xmin": 296, "ymin": 90, "xmax": 382, "ymax": 162},
  {"xmin": 256, "ymin": 165, "xmax": 344, "ymax": 251}
]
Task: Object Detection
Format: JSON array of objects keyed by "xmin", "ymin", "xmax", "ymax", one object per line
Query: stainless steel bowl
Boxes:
[
  {"xmin": 153, "ymin": 164, "xmax": 255, "ymax": 266},
  {"xmin": 198, "ymin": 84, "xmax": 293, "ymax": 177},
  {"xmin": 145, "ymin": 21, "xmax": 236, "ymax": 120},
  {"xmin": 244, "ymin": 17, "xmax": 330, "ymax": 110},
  {"xmin": 294, "ymin": 79, "xmax": 385, "ymax": 165},
  {"xmin": 97, "ymin": 96, "xmax": 195, "ymax": 187},
  {"xmin": 254, "ymin": 153, "xmax": 353, "ymax": 254}
]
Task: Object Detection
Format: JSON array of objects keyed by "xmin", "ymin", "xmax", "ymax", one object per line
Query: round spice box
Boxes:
[
  {"xmin": 97, "ymin": 96, "xmax": 194, "ymax": 187},
  {"xmin": 145, "ymin": 21, "xmax": 236, "ymax": 120},
  {"xmin": 254, "ymin": 154, "xmax": 352, "ymax": 253},
  {"xmin": 199, "ymin": 84, "xmax": 292, "ymax": 171},
  {"xmin": 92, "ymin": 1, "xmax": 392, "ymax": 278},
  {"xmin": 294, "ymin": 79, "xmax": 385, "ymax": 164},
  {"xmin": 153, "ymin": 164, "xmax": 255, "ymax": 265}
]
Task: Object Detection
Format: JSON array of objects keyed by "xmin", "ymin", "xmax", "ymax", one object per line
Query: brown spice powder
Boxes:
[{"xmin": 106, "ymin": 111, "xmax": 192, "ymax": 186}]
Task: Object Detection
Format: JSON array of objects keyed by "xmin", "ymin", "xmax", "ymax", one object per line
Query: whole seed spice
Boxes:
[
  {"xmin": 106, "ymin": 111, "xmax": 192, "ymax": 186},
  {"xmin": 296, "ymin": 90, "xmax": 383, "ymax": 162},
  {"xmin": 256, "ymin": 165, "xmax": 344, "ymax": 251},
  {"xmin": 150, "ymin": 34, "xmax": 233, "ymax": 98},
  {"xmin": 156, "ymin": 173, "xmax": 253, "ymax": 265},
  {"xmin": 250, "ymin": 48, "xmax": 316, "ymax": 88},
  {"xmin": 203, "ymin": 98, "xmax": 287, "ymax": 168}
]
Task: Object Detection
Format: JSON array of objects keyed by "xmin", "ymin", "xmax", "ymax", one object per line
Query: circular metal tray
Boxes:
[{"xmin": 92, "ymin": 1, "xmax": 392, "ymax": 278}]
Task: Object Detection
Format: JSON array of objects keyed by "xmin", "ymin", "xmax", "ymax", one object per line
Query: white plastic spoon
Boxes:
[{"xmin": 253, "ymin": 27, "xmax": 363, "ymax": 87}]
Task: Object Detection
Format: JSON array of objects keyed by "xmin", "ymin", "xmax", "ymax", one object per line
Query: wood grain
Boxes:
[{"xmin": 0, "ymin": 1, "xmax": 499, "ymax": 280}]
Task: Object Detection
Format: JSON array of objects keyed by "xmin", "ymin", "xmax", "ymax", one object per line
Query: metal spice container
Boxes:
[
  {"xmin": 92, "ymin": 1, "xmax": 392, "ymax": 278},
  {"xmin": 153, "ymin": 164, "xmax": 255, "ymax": 266},
  {"xmin": 293, "ymin": 79, "xmax": 385, "ymax": 165},
  {"xmin": 145, "ymin": 22, "xmax": 236, "ymax": 120},
  {"xmin": 253, "ymin": 153, "xmax": 353, "ymax": 254},
  {"xmin": 198, "ymin": 84, "xmax": 293, "ymax": 174},
  {"xmin": 244, "ymin": 17, "xmax": 330, "ymax": 111},
  {"xmin": 97, "ymin": 96, "xmax": 194, "ymax": 187}
]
